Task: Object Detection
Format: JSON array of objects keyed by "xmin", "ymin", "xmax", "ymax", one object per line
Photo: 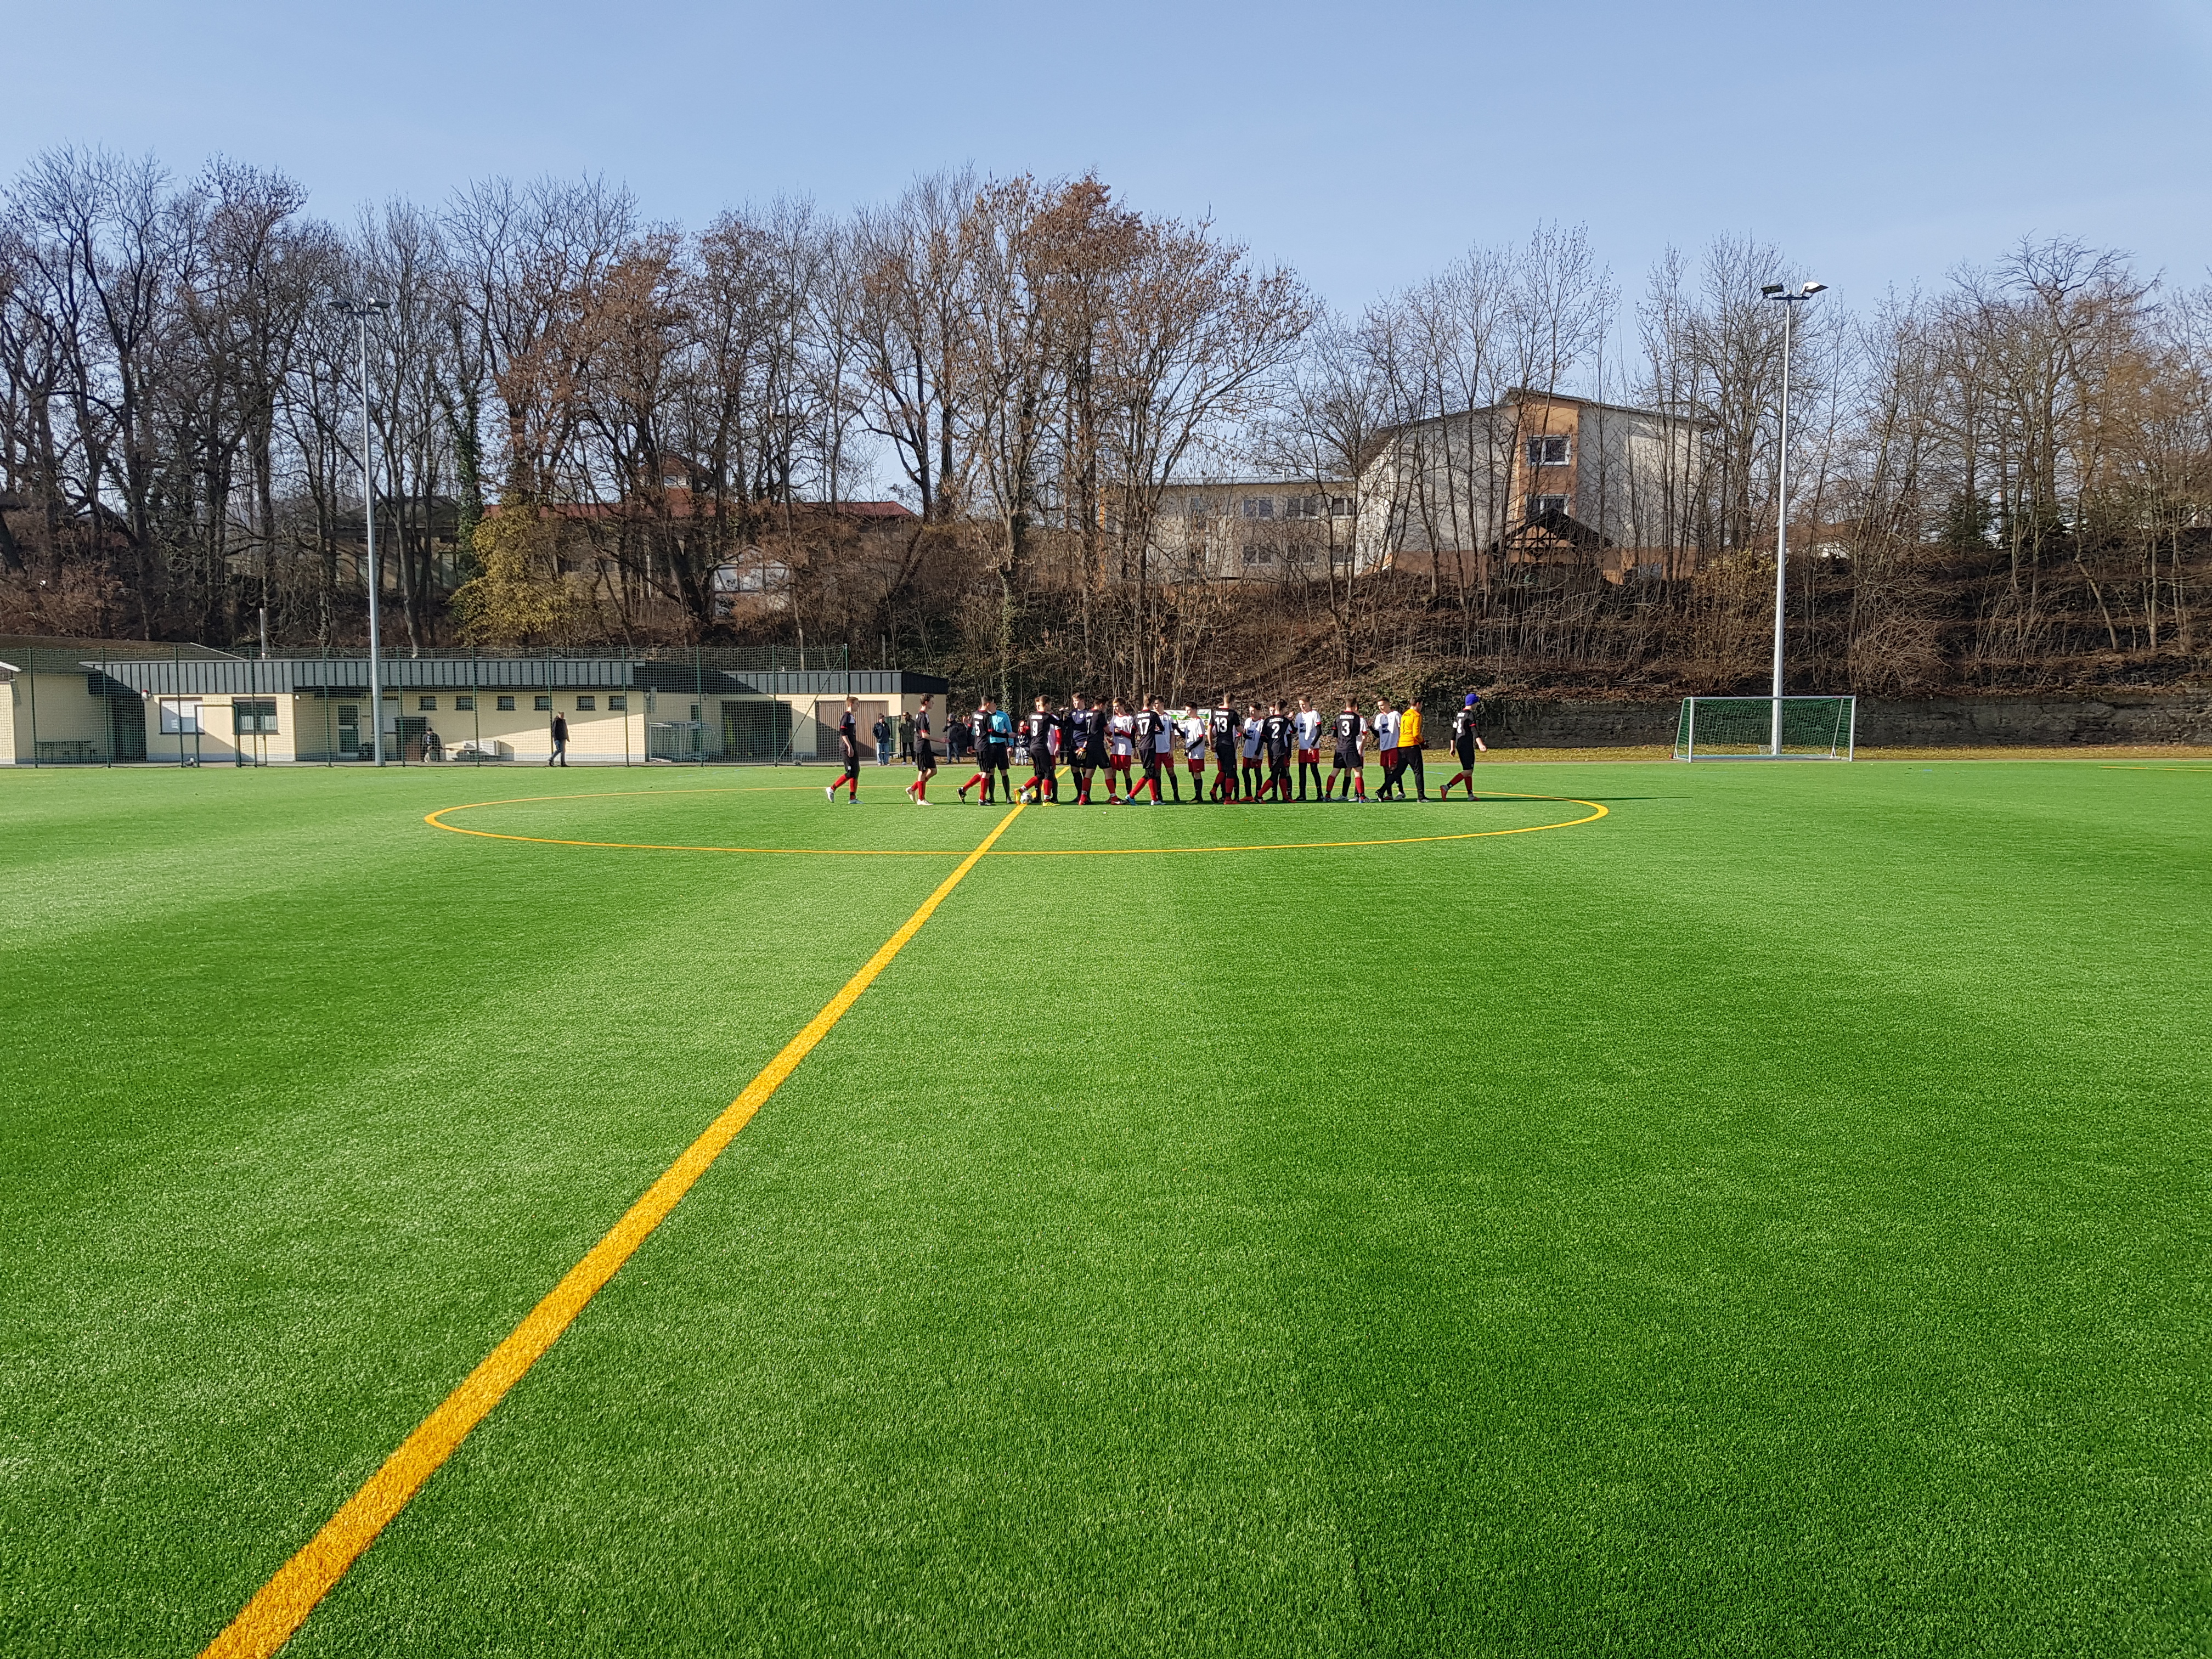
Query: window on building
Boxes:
[
  {"xmin": 454, "ymin": 695, "xmax": 475, "ymax": 712},
  {"xmin": 1530, "ymin": 494, "xmax": 1570, "ymax": 518},
  {"xmin": 418, "ymin": 695, "xmax": 437, "ymax": 712},
  {"xmin": 533, "ymin": 695, "xmax": 551, "ymax": 712},
  {"xmin": 1185, "ymin": 495, "xmax": 1212, "ymax": 517},
  {"xmin": 1329, "ymin": 496, "xmax": 1352, "ymax": 517},
  {"xmin": 1286, "ymin": 495, "xmax": 1321, "ymax": 520},
  {"xmin": 233, "ymin": 698, "xmax": 279, "ymax": 735},
  {"xmin": 1242, "ymin": 544, "xmax": 1277, "ymax": 566},
  {"xmin": 1527, "ymin": 435, "xmax": 1571, "ymax": 467},
  {"xmin": 608, "ymin": 695, "xmax": 627, "ymax": 712},
  {"xmin": 496, "ymin": 695, "xmax": 516, "ymax": 712},
  {"xmin": 575, "ymin": 695, "xmax": 595, "ymax": 711},
  {"xmin": 1242, "ymin": 496, "xmax": 1274, "ymax": 519},
  {"xmin": 689, "ymin": 702, "xmax": 701, "ymax": 721},
  {"xmin": 159, "ymin": 698, "xmax": 202, "ymax": 735}
]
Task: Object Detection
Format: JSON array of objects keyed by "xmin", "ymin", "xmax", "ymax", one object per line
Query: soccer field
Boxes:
[{"xmin": 3, "ymin": 759, "xmax": 2207, "ymax": 1657}]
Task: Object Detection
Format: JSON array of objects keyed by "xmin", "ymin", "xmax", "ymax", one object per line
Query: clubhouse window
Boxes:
[
  {"xmin": 607, "ymin": 695, "xmax": 628, "ymax": 712},
  {"xmin": 454, "ymin": 696, "xmax": 475, "ymax": 712},
  {"xmin": 575, "ymin": 695, "xmax": 595, "ymax": 711},
  {"xmin": 232, "ymin": 698, "xmax": 279, "ymax": 735},
  {"xmin": 534, "ymin": 696, "xmax": 552, "ymax": 712},
  {"xmin": 418, "ymin": 695, "xmax": 437, "ymax": 711},
  {"xmin": 496, "ymin": 695, "xmax": 516, "ymax": 712}
]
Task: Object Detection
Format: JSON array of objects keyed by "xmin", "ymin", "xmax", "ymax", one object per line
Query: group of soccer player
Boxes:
[{"xmin": 822, "ymin": 689, "xmax": 1488, "ymax": 806}]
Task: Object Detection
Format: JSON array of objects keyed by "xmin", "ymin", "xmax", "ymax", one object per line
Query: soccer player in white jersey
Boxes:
[
  {"xmin": 1180, "ymin": 703, "xmax": 1209, "ymax": 803},
  {"xmin": 1239, "ymin": 703, "xmax": 1265, "ymax": 799},
  {"xmin": 1371, "ymin": 696, "xmax": 1402, "ymax": 800},
  {"xmin": 1105, "ymin": 698, "xmax": 1137, "ymax": 804},
  {"xmin": 1293, "ymin": 697, "xmax": 1323, "ymax": 800}
]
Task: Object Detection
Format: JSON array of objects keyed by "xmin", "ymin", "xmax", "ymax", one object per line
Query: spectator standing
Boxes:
[
  {"xmin": 898, "ymin": 711, "xmax": 915, "ymax": 763},
  {"xmin": 548, "ymin": 711, "xmax": 570, "ymax": 767},
  {"xmin": 872, "ymin": 714, "xmax": 892, "ymax": 766}
]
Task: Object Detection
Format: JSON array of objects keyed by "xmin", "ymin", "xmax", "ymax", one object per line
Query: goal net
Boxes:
[{"xmin": 1675, "ymin": 696, "xmax": 1856, "ymax": 761}]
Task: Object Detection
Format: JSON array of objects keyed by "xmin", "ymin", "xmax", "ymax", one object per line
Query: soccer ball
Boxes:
[{"xmin": 1019, "ymin": 782, "xmax": 1041, "ymax": 805}]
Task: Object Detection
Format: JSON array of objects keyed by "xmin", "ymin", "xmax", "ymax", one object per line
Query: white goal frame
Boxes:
[{"xmin": 1675, "ymin": 696, "xmax": 1856, "ymax": 761}]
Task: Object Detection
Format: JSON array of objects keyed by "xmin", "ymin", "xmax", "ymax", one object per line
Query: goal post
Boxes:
[{"xmin": 1675, "ymin": 696, "xmax": 1855, "ymax": 761}]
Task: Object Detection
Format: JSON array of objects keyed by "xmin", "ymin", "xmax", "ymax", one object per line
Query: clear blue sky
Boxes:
[{"xmin": 9, "ymin": 0, "xmax": 2211, "ymax": 315}]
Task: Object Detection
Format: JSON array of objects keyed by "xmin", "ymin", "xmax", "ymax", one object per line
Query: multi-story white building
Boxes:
[
  {"xmin": 1143, "ymin": 481, "xmax": 1364, "ymax": 582},
  {"xmin": 1358, "ymin": 389, "xmax": 1704, "ymax": 583},
  {"xmin": 1132, "ymin": 390, "xmax": 1703, "ymax": 589}
]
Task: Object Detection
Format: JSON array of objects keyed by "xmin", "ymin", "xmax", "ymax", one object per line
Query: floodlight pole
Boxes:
[
  {"xmin": 333, "ymin": 298, "xmax": 390, "ymax": 764},
  {"xmin": 1764, "ymin": 280, "xmax": 1825, "ymax": 755}
]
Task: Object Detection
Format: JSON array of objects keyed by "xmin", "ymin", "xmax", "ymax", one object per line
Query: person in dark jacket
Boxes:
[{"xmin": 547, "ymin": 712, "xmax": 569, "ymax": 766}]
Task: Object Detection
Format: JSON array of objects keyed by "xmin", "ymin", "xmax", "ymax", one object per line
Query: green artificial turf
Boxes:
[{"xmin": 2, "ymin": 759, "xmax": 2207, "ymax": 1657}]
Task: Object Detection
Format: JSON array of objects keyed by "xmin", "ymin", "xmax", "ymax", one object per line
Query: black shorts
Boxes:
[
  {"xmin": 1079, "ymin": 748, "xmax": 1104, "ymax": 771},
  {"xmin": 1455, "ymin": 738, "xmax": 1476, "ymax": 766},
  {"xmin": 915, "ymin": 742, "xmax": 936, "ymax": 770},
  {"xmin": 1139, "ymin": 752, "xmax": 1160, "ymax": 776},
  {"xmin": 984, "ymin": 743, "xmax": 1008, "ymax": 770},
  {"xmin": 1031, "ymin": 751, "xmax": 1054, "ymax": 777},
  {"xmin": 1268, "ymin": 751, "xmax": 1293, "ymax": 772},
  {"xmin": 1333, "ymin": 748, "xmax": 1360, "ymax": 770}
]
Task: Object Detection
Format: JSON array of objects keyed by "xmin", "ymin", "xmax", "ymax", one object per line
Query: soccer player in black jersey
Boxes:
[
  {"xmin": 1209, "ymin": 701, "xmax": 1241, "ymax": 800},
  {"xmin": 823, "ymin": 694, "xmax": 860, "ymax": 803},
  {"xmin": 1127, "ymin": 698, "xmax": 1166, "ymax": 804},
  {"xmin": 1024, "ymin": 697, "xmax": 1059, "ymax": 802},
  {"xmin": 1436, "ymin": 692, "xmax": 1488, "ymax": 799},
  {"xmin": 905, "ymin": 694, "xmax": 938, "ymax": 804},
  {"xmin": 957, "ymin": 697, "xmax": 996, "ymax": 803},
  {"xmin": 1259, "ymin": 702, "xmax": 1295, "ymax": 801},
  {"xmin": 1065, "ymin": 694, "xmax": 1102, "ymax": 804},
  {"xmin": 1325, "ymin": 699, "xmax": 1367, "ymax": 800}
]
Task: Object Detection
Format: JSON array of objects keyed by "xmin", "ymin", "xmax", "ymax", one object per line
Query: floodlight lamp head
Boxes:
[
  {"xmin": 1801, "ymin": 281, "xmax": 1828, "ymax": 296},
  {"xmin": 1761, "ymin": 283, "xmax": 1787, "ymax": 297}
]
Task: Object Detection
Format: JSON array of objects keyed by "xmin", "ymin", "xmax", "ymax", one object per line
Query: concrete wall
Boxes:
[{"xmin": 1476, "ymin": 693, "xmax": 2212, "ymax": 749}]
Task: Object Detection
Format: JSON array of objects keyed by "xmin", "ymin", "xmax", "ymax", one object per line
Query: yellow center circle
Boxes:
[{"xmin": 425, "ymin": 787, "xmax": 1609, "ymax": 856}]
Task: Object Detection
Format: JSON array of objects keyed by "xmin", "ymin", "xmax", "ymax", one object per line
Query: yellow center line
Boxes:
[{"xmin": 200, "ymin": 802, "xmax": 1029, "ymax": 1659}]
